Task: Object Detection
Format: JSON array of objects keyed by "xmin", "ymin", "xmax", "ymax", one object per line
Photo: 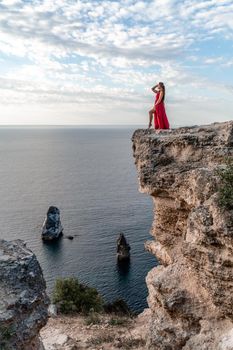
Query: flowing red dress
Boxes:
[{"xmin": 154, "ymin": 92, "xmax": 170, "ymax": 129}]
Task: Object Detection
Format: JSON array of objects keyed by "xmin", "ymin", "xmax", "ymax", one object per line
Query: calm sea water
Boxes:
[{"xmin": 0, "ymin": 127, "xmax": 156, "ymax": 313}]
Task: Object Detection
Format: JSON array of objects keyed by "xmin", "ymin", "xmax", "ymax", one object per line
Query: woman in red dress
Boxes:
[{"xmin": 148, "ymin": 82, "xmax": 170, "ymax": 130}]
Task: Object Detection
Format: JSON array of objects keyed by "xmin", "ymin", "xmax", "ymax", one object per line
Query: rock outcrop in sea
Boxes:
[
  {"xmin": 42, "ymin": 206, "xmax": 63, "ymax": 241},
  {"xmin": 132, "ymin": 121, "xmax": 233, "ymax": 350},
  {"xmin": 117, "ymin": 233, "xmax": 131, "ymax": 261},
  {"xmin": 0, "ymin": 239, "xmax": 49, "ymax": 350}
]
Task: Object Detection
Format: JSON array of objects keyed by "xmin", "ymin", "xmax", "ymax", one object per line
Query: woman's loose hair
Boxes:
[{"xmin": 159, "ymin": 82, "xmax": 165, "ymax": 101}]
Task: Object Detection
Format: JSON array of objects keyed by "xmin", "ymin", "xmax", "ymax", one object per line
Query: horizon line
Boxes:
[{"xmin": 0, "ymin": 123, "xmax": 147, "ymax": 127}]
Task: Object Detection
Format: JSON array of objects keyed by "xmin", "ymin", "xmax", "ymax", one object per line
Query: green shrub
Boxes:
[
  {"xmin": 0, "ymin": 325, "xmax": 14, "ymax": 349},
  {"xmin": 0, "ymin": 326, "xmax": 13, "ymax": 341},
  {"xmin": 52, "ymin": 277, "xmax": 103, "ymax": 314},
  {"xmin": 218, "ymin": 158, "xmax": 233, "ymax": 210}
]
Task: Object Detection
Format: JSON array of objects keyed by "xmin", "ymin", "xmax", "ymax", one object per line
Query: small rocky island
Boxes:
[
  {"xmin": 117, "ymin": 233, "xmax": 131, "ymax": 261},
  {"xmin": 42, "ymin": 206, "xmax": 63, "ymax": 241}
]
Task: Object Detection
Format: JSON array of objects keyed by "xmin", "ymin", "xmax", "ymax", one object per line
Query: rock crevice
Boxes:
[{"xmin": 132, "ymin": 122, "xmax": 233, "ymax": 350}]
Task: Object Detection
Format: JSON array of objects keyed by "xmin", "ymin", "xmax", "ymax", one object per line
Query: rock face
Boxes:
[
  {"xmin": 42, "ymin": 206, "xmax": 63, "ymax": 241},
  {"xmin": 0, "ymin": 239, "xmax": 49, "ymax": 350},
  {"xmin": 117, "ymin": 233, "xmax": 131, "ymax": 261},
  {"xmin": 132, "ymin": 121, "xmax": 233, "ymax": 350}
]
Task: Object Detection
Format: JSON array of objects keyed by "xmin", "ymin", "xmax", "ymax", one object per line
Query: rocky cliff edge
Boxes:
[{"xmin": 132, "ymin": 121, "xmax": 233, "ymax": 350}]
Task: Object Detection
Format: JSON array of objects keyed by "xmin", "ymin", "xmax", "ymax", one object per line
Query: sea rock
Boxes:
[
  {"xmin": 117, "ymin": 233, "xmax": 131, "ymax": 261},
  {"xmin": 42, "ymin": 206, "xmax": 63, "ymax": 241},
  {"xmin": 132, "ymin": 121, "xmax": 233, "ymax": 349},
  {"xmin": 0, "ymin": 239, "xmax": 49, "ymax": 350},
  {"xmin": 66, "ymin": 235, "xmax": 74, "ymax": 240}
]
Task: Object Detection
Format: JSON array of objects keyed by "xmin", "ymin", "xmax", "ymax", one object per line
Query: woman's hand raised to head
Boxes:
[{"xmin": 152, "ymin": 84, "xmax": 158, "ymax": 91}]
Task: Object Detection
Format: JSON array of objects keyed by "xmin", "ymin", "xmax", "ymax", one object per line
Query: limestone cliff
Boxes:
[
  {"xmin": 132, "ymin": 122, "xmax": 233, "ymax": 350},
  {"xmin": 0, "ymin": 240, "xmax": 49, "ymax": 350}
]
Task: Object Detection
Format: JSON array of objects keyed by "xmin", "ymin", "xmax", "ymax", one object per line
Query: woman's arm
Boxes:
[
  {"xmin": 151, "ymin": 84, "xmax": 158, "ymax": 92},
  {"xmin": 155, "ymin": 90, "xmax": 164, "ymax": 105}
]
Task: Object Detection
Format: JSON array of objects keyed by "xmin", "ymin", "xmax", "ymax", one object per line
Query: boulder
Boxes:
[
  {"xmin": 66, "ymin": 235, "xmax": 74, "ymax": 240},
  {"xmin": 0, "ymin": 239, "xmax": 49, "ymax": 349}
]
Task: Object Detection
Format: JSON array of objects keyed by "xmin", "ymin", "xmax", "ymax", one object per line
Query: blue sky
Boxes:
[{"xmin": 0, "ymin": 0, "xmax": 232, "ymax": 125}]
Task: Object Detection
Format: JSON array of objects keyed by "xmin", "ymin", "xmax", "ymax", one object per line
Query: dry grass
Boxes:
[{"xmin": 86, "ymin": 332, "xmax": 114, "ymax": 346}]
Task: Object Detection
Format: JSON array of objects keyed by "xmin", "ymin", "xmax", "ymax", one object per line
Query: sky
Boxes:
[{"xmin": 0, "ymin": 0, "xmax": 232, "ymax": 126}]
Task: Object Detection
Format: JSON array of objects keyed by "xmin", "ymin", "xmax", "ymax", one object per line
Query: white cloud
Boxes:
[{"xmin": 0, "ymin": 0, "xmax": 232, "ymax": 125}]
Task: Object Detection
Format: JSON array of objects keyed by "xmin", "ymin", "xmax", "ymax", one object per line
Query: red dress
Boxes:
[{"xmin": 154, "ymin": 92, "xmax": 170, "ymax": 129}]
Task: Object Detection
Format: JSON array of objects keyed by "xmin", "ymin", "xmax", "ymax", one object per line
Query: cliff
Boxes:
[
  {"xmin": 132, "ymin": 121, "xmax": 233, "ymax": 350},
  {"xmin": 0, "ymin": 240, "xmax": 49, "ymax": 350}
]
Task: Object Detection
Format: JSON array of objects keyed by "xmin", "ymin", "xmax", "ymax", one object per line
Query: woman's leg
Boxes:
[
  {"xmin": 148, "ymin": 108, "xmax": 154, "ymax": 128},
  {"xmin": 154, "ymin": 109, "xmax": 159, "ymax": 129}
]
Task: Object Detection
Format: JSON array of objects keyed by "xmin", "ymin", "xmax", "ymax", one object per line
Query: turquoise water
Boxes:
[{"xmin": 0, "ymin": 127, "xmax": 156, "ymax": 313}]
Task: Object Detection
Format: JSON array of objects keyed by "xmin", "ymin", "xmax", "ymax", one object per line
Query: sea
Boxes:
[{"xmin": 0, "ymin": 126, "xmax": 156, "ymax": 313}]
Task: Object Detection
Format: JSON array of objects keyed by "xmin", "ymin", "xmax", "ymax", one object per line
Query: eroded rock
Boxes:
[
  {"xmin": 132, "ymin": 121, "xmax": 233, "ymax": 349},
  {"xmin": 0, "ymin": 239, "xmax": 49, "ymax": 350},
  {"xmin": 117, "ymin": 233, "xmax": 131, "ymax": 261},
  {"xmin": 42, "ymin": 206, "xmax": 63, "ymax": 241}
]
